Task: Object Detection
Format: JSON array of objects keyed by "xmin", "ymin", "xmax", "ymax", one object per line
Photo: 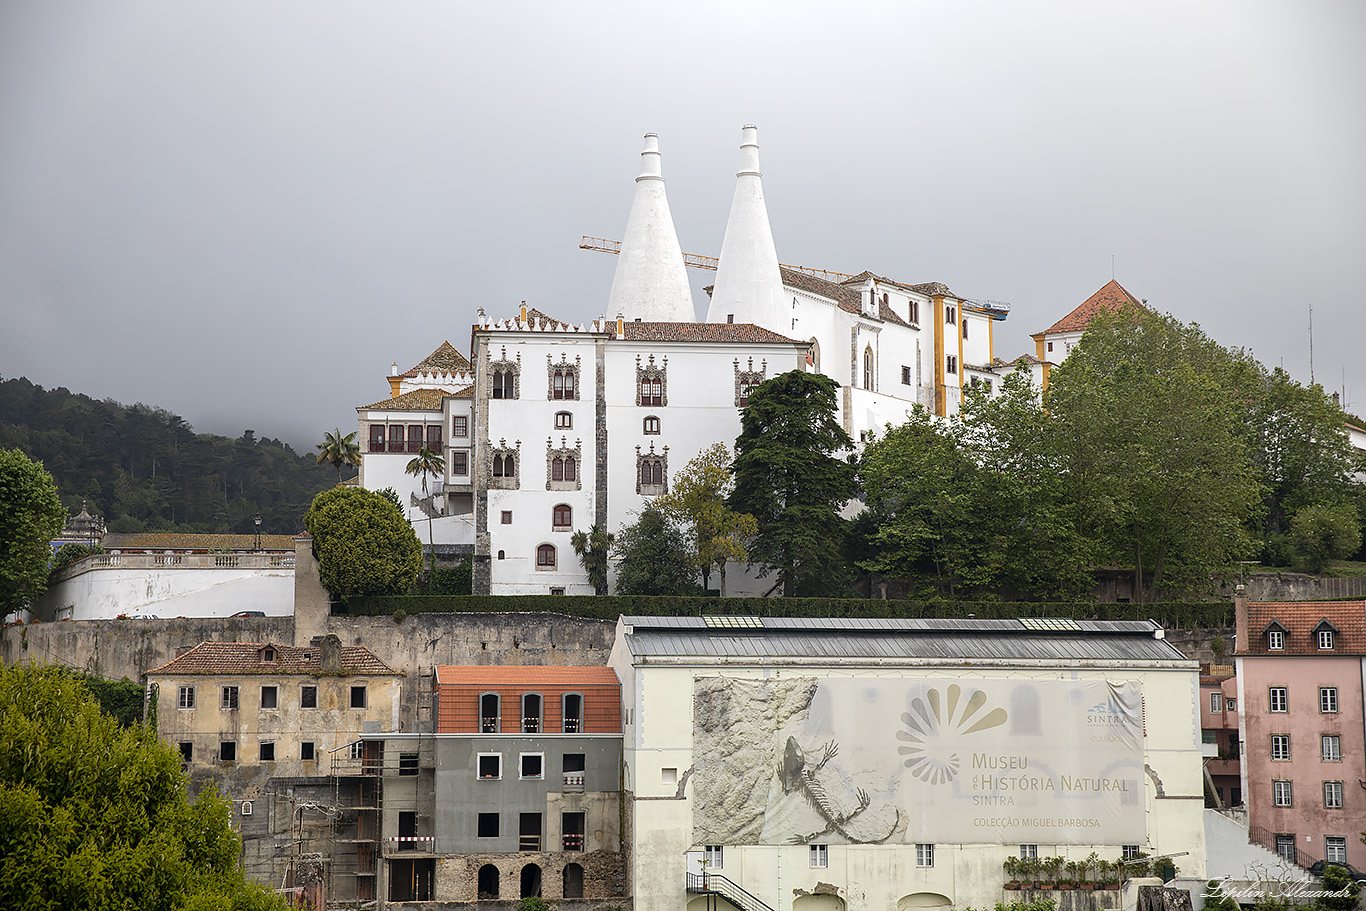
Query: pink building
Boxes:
[
  {"xmin": 1236, "ymin": 596, "xmax": 1366, "ymax": 871},
  {"xmin": 1199, "ymin": 666, "xmax": 1242, "ymax": 807}
]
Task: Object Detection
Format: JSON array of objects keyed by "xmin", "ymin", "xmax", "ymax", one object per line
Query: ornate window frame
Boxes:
[
  {"xmin": 635, "ymin": 442, "xmax": 668, "ymax": 496},
  {"xmin": 546, "ymin": 353, "xmax": 582, "ymax": 401},
  {"xmin": 489, "ymin": 347, "xmax": 521, "ymax": 400},
  {"xmin": 636, "ymin": 354, "xmax": 667, "ymax": 407},
  {"xmin": 490, "ymin": 439, "xmax": 520, "ymax": 490},
  {"xmin": 545, "ymin": 438, "xmax": 582, "ymax": 491},
  {"xmin": 734, "ymin": 357, "xmax": 767, "ymax": 407}
]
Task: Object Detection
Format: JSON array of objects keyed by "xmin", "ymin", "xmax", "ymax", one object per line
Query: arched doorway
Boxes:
[
  {"xmin": 897, "ymin": 892, "xmax": 952, "ymax": 911},
  {"xmin": 794, "ymin": 894, "xmax": 846, "ymax": 910},
  {"xmin": 563, "ymin": 862, "xmax": 584, "ymax": 899},
  {"xmin": 521, "ymin": 863, "xmax": 542, "ymax": 898},
  {"xmin": 477, "ymin": 864, "xmax": 499, "ymax": 899}
]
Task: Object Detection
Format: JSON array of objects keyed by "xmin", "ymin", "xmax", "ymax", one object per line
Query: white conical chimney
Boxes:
[
  {"xmin": 705, "ymin": 125, "xmax": 786, "ymax": 331},
  {"xmin": 606, "ymin": 133, "xmax": 695, "ymax": 323}
]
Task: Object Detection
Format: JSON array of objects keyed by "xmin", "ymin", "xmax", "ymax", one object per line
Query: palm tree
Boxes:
[
  {"xmin": 406, "ymin": 445, "xmax": 446, "ymax": 575},
  {"xmin": 315, "ymin": 428, "xmax": 362, "ymax": 484},
  {"xmin": 570, "ymin": 524, "xmax": 615, "ymax": 595}
]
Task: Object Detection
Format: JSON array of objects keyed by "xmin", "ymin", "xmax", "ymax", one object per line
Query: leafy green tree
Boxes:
[
  {"xmin": 612, "ymin": 506, "xmax": 700, "ymax": 595},
  {"xmin": 303, "ymin": 487, "xmax": 421, "ymax": 600},
  {"xmin": 406, "ymin": 445, "xmax": 446, "ymax": 574},
  {"xmin": 0, "ymin": 448, "xmax": 66, "ymax": 615},
  {"xmin": 0, "ymin": 663, "xmax": 285, "ymax": 910},
  {"xmin": 730, "ymin": 371, "xmax": 857, "ymax": 597},
  {"xmin": 1046, "ymin": 306, "xmax": 1263, "ymax": 601},
  {"xmin": 1315, "ymin": 864, "xmax": 1361, "ymax": 911},
  {"xmin": 315, "ymin": 427, "xmax": 362, "ymax": 484},
  {"xmin": 654, "ymin": 443, "xmax": 756, "ymax": 596},
  {"xmin": 48, "ymin": 542, "xmax": 102, "ymax": 580},
  {"xmin": 1288, "ymin": 501, "xmax": 1362, "ymax": 573},
  {"xmin": 570, "ymin": 524, "xmax": 614, "ymax": 595}
]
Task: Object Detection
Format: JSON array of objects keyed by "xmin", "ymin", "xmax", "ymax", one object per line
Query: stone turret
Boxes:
[
  {"xmin": 705, "ymin": 125, "xmax": 786, "ymax": 332},
  {"xmin": 606, "ymin": 133, "xmax": 695, "ymax": 323}
]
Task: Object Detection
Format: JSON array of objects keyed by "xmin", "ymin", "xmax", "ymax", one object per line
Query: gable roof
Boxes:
[
  {"xmin": 403, "ymin": 341, "xmax": 470, "ymax": 377},
  {"xmin": 1243, "ymin": 600, "xmax": 1366, "ymax": 655},
  {"xmin": 434, "ymin": 665, "xmax": 620, "ymax": 687},
  {"xmin": 145, "ymin": 641, "xmax": 400, "ymax": 676},
  {"xmin": 620, "ymin": 322, "xmax": 803, "ymax": 344},
  {"xmin": 360, "ymin": 387, "xmax": 464, "ymax": 412},
  {"xmin": 1040, "ymin": 279, "xmax": 1141, "ymax": 335},
  {"xmin": 102, "ymin": 532, "xmax": 297, "ymax": 552}
]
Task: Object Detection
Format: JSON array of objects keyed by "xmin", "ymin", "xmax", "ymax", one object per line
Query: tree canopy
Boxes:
[
  {"xmin": 0, "ymin": 447, "xmax": 66, "ymax": 614},
  {"xmin": 0, "ymin": 663, "xmax": 285, "ymax": 911},
  {"xmin": 570, "ymin": 524, "xmax": 614, "ymax": 595},
  {"xmin": 316, "ymin": 427, "xmax": 362, "ymax": 485},
  {"xmin": 612, "ymin": 506, "xmax": 700, "ymax": 596},
  {"xmin": 303, "ymin": 487, "xmax": 422, "ymax": 600},
  {"xmin": 730, "ymin": 371, "xmax": 857, "ymax": 597},
  {"xmin": 654, "ymin": 443, "xmax": 756, "ymax": 596}
]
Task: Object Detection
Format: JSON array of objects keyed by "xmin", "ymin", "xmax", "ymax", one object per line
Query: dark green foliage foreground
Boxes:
[
  {"xmin": 304, "ymin": 486, "xmax": 422, "ymax": 600},
  {"xmin": 0, "ymin": 447, "xmax": 66, "ymax": 614},
  {"xmin": 0, "ymin": 377, "xmax": 335, "ymax": 535},
  {"xmin": 0, "ymin": 664, "xmax": 285, "ymax": 911}
]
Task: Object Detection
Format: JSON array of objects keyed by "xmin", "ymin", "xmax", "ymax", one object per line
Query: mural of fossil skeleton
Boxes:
[{"xmin": 779, "ymin": 736, "xmax": 900, "ymax": 844}]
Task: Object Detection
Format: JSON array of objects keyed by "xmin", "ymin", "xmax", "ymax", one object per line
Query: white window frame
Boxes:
[
  {"xmin": 1326, "ymin": 836, "xmax": 1348, "ymax": 862},
  {"xmin": 1122, "ymin": 845, "xmax": 1141, "ymax": 860},
  {"xmin": 1323, "ymin": 734, "xmax": 1342, "ymax": 761},
  {"xmin": 1268, "ymin": 629, "xmax": 1284, "ymax": 650},
  {"xmin": 1271, "ymin": 734, "xmax": 1290, "ymax": 761},
  {"xmin": 704, "ymin": 845, "xmax": 724, "ymax": 869},
  {"xmin": 810, "ymin": 844, "xmax": 828, "ymax": 868},
  {"xmin": 916, "ymin": 843, "xmax": 934, "ymax": 867},
  {"xmin": 519, "ymin": 752, "xmax": 545, "ymax": 780},
  {"xmin": 1324, "ymin": 781, "xmax": 1344, "ymax": 809},
  {"xmin": 1210, "ymin": 693, "xmax": 1222, "ymax": 713},
  {"xmin": 477, "ymin": 752, "xmax": 503, "ymax": 780},
  {"xmin": 1019, "ymin": 844, "xmax": 1038, "ymax": 859},
  {"xmin": 178, "ymin": 685, "xmax": 195, "ymax": 709},
  {"xmin": 1269, "ymin": 687, "xmax": 1288, "ymax": 712},
  {"xmin": 1321, "ymin": 687, "xmax": 1339, "ymax": 713},
  {"xmin": 1273, "ymin": 780, "xmax": 1293, "ymax": 807},
  {"xmin": 1319, "ymin": 629, "xmax": 1334, "ymax": 650},
  {"xmin": 221, "ymin": 686, "xmax": 239, "ymax": 710}
]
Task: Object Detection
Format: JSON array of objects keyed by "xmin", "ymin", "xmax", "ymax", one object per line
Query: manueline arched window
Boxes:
[
  {"xmin": 536, "ymin": 544, "xmax": 556, "ymax": 571},
  {"xmin": 863, "ymin": 346, "xmax": 874, "ymax": 391}
]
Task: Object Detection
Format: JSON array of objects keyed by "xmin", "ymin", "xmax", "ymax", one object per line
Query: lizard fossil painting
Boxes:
[{"xmin": 779, "ymin": 736, "xmax": 900, "ymax": 844}]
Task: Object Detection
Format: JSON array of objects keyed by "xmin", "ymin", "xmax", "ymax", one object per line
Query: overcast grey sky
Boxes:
[{"xmin": 2, "ymin": 1, "xmax": 1362, "ymax": 451}]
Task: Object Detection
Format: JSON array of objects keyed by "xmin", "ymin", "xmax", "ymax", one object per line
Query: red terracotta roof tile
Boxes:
[
  {"xmin": 1244, "ymin": 600, "xmax": 1366, "ymax": 655},
  {"xmin": 146, "ymin": 642, "xmax": 400, "ymax": 677},
  {"xmin": 403, "ymin": 341, "xmax": 470, "ymax": 377},
  {"xmin": 1040, "ymin": 280, "xmax": 1142, "ymax": 335},
  {"xmin": 435, "ymin": 666, "xmax": 620, "ymax": 687},
  {"xmin": 619, "ymin": 322, "xmax": 803, "ymax": 345},
  {"xmin": 359, "ymin": 387, "xmax": 465, "ymax": 411}
]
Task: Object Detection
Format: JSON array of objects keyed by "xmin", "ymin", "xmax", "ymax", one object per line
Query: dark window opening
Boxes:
[
  {"xmin": 388, "ymin": 858, "xmax": 434, "ymax": 902},
  {"xmin": 301, "ymin": 741, "xmax": 316, "ymax": 761},
  {"xmin": 221, "ymin": 686, "xmax": 239, "ymax": 710},
  {"xmin": 261, "ymin": 685, "xmax": 278, "ymax": 709},
  {"xmin": 519, "ymin": 814, "xmax": 542, "ymax": 852},
  {"xmin": 563, "ymin": 693, "xmax": 583, "ymax": 733},
  {"xmin": 521, "ymin": 753, "xmax": 543, "ymax": 778},
  {"xmin": 562, "ymin": 811, "xmax": 585, "ymax": 852},
  {"xmin": 399, "ymin": 753, "xmax": 419, "ymax": 775},
  {"xmin": 220, "ymin": 741, "xmax": 237, "ymax": 762},
  {"xmin": 477, "ymin": 813, "xmax": 499, "ymax": 838},
  {"xmin": 350, "ymin": 685, "xmax": 367, "ymax": 708},
  {"xmin": 520, "ymin": 863, "xmax": 542, "ymax": 898},
  {"xmin": 300, "ymin": 685, "xmax": 317, "ymax": 709},
  {"xmin": 478, "ymin": 754, "xmax": 501, "ymax": 779},
  {"xmin": 398, "ymin": 811, "xmax": 417, "ymax": 849},
  {"xmin": 478, "ymin": 864, "xmax": 500, "ymax": 899},
  {"xmin": 259, "ymin": 741, "xmax": 275, "ymax": 761},
  {"xmin": 563, "ymin": 863, "xmax": 584, "ymax": 899},
  {"xmin": 563, "ymin": 753, "xmax": 586, "ymax": 773},
  {"xmin": 523, "ymin": 693, "xmax": 542, "ymax": 732},
  {"xmin": 178, "ymin": 742, "xmax": 192, "ymax": 762}
]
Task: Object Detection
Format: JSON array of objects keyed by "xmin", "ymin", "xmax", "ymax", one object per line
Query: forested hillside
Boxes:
[{"xmin": 0, "ymin": 377, "xmax": 336, "ymax": 535}]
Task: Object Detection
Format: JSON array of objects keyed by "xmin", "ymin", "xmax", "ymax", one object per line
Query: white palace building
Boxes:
[{"xmin": 357, "ymin": 127, "xmax": 1016, "ymax": 596}]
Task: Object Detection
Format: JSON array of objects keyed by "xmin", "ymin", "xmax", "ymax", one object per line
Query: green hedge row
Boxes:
[{"xmin": 341, "ymin": 594, "xmax": 1234, "ymax": 629}]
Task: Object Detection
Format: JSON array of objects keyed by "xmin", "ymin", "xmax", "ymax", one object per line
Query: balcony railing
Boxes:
[
  {"xmin": 57, "ymin": 551, "xmax": 295, "ymax": 581},
  {"xmin": 563, "ymin": 718, "xmax": 582, "ymax": 733},
  {"xmin": 562, "ymin": 834, "xmax": 584, "ymax": 852},
  {"xmin": 519, "ymin": 835, "xmax": 541, "ymax": 852},
  {"xmin": 562, "ymin": 773, "xmax": 584, "ymax": 793},
  {"xmin": 480, "ymin": 717, "xmax": 499, "ymax": 733},
  {"xmin": 523, "ymin": 717, "xmax": 541, "ymax": 733},
  {"xmin": 384, "ymin": 835, "xmax": 435, "ymax": 852}
]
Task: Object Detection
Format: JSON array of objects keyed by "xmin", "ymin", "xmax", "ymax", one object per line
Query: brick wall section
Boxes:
[{"xmin": 435, "ymin": 667, "xmax": 621, "ymax": 734}]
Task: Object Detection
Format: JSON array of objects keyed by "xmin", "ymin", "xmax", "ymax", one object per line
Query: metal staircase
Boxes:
[{"xmin": 686, "ymin": 872, "xmax": 778, "ymax": 911}]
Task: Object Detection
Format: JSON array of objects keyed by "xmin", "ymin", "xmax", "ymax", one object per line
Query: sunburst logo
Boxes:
[{"xmin": 897, "ymin": 685, "xmax": 1008, "ymax": 784}]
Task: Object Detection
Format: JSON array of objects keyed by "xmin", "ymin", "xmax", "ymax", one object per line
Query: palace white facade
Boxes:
[{"xmin": 356, "ymin": 128, "xmax": 1017, "ymax": 594}]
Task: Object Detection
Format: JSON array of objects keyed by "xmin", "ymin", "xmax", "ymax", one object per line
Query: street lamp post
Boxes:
[{"xmin": 253, "ymin": 514, "xmax": 262, "ymax": 552}]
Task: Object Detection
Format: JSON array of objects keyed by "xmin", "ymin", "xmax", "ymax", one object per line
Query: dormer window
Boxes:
[
  {"xmin": 261, "ymin": 647, "xmax": 276, "ymax": 664},
  {"xmin": 1319, "ymin": 629, "xmax": 1334, "ymax": 650},
  {"xmin": 1268, "ymin": 630, "xmax": 1285, "ymax": 650}
]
